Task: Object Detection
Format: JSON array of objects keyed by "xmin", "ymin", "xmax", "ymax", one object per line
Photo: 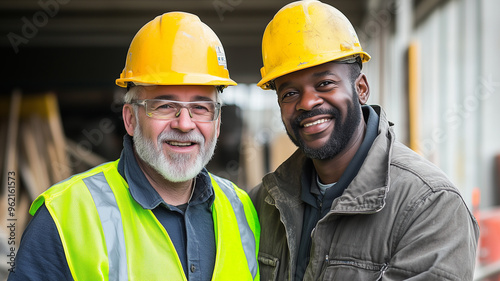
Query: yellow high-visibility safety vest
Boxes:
[{"xmin": 30, "ymin": 160, "xmax": 260, "ymax": 281}]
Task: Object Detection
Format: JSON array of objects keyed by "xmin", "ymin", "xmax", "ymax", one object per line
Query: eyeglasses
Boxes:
[{"xmin": 131, "ymin": 99, "xmax": 221, "ymax": 122}]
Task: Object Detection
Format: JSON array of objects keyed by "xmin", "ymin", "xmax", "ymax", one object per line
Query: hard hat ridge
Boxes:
[
  {"xmin": 116, "ymin": 12, "xmax": 236, "ymax": 89},
  {"xmin": 258, "ymin": 0, "xmax": 370, "ymax": 90}
]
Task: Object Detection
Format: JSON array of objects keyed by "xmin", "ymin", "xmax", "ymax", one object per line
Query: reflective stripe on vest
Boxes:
[
  {"xmin": 210, "ymin": 175, "xmax": 258, "ymax": 277},
  {"xmin": 84, "ymin": 173, "xmax": 128, "ymax": 281},
  {"xmin": 30, "ymin": 160, "xmax": 260, "ymax": 281}
]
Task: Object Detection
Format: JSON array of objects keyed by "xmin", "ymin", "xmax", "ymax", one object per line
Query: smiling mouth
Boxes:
[
  {"xmin": 166, "ymin": 141, "xmax": 196, "ymax": 147},
  {"xmin": 302, "ymin": 118, "xmax": 331, "ymax": 128}
]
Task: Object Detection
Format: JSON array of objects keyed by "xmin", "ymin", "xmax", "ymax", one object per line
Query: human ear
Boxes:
[
  {"xmin": 356, "ymin": 73, "xmax": 370, "ymax": 105},
  {"xmin": 122, "ymin": 104, "xmax": 137, "ymax": 136}
]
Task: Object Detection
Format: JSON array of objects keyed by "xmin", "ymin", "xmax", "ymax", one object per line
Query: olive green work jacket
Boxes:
[{"xmin": 250, "ymin": 106, "xmax": 479, "ymax": 281}]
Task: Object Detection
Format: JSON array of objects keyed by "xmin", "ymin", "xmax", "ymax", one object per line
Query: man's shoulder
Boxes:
[
  {"xmin": 208, "ymin": 172, "xmax": 253, "ymax": 202},
  {"xmin": 248, "ymin": 183, "xmax": 264, "ymax": 202},
  {"xmin": 9, "ymin": 204, "xmax": 74, "ymax": 280},
  {"xmin": 389, "ymin": 142, "xmax": 456, "ymax": 191},
  {"xmin": 54, "ymin": 161, "xmax": 119, "ymax": 187},
  {"xmin": 31, "ymin": 161, "xmax": 120, "ymax": 214}
]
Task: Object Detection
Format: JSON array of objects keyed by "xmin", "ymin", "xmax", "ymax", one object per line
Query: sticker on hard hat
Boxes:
[{"xmin": 215, "ymin": 46, "xmax": 227, "ymax": 69}]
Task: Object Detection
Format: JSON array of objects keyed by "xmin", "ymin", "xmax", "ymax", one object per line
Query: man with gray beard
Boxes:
[
  {"xmin": 10, "ymin": 12, "xmax": 260, "ymax": 281},
  {"xmin": 129, "ymin": 85, "xmax": 219, "ymax": 183}
]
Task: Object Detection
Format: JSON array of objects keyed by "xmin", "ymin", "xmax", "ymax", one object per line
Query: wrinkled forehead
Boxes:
[
  {"xmin": 274, "ymin": 62, "xmax": 351, "ymax": 88},
  {"xmin": 135, "ymin": 85, "xmax": 218, "ymax": 100}
]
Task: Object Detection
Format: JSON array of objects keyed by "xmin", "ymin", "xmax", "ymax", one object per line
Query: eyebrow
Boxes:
[
  {"xmin": 276, "ymin": 70, "xmax": 340, "ymax": 93},
  {"xmin": 152, "ymin": 95, "xmax": 215, "ymax": 102},
  {"xmin": 276, "ymin": 82, "xmax": 292, "ymax": 94},
  {"xmin": 313, "ymin": 70, "xmax": 338, "ymax": 78}
]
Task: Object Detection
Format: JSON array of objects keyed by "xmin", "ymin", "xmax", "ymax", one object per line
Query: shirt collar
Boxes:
[
  {"xmin": 300, "ymin": 159, "xmax": 318, "ymax": 207},
  {"xmin": 320, "ymin": 105, "xmax": 379, "ymax": 212},
  {"xmin": 117, "ymin": 135, "xmax": 214, "ymax": 209}
]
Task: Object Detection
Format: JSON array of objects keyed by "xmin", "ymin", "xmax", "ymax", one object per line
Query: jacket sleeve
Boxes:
[
  {"xmin": 248, "ymin": 183, "xmax": 263, "ymax": 209},
  {"xmin": 8, "ymin": 204, "xmax": 74, "ymax": 281},
  {"xmin": 382, "ymin": 188, "xmax": 479, "ymax": 281}
]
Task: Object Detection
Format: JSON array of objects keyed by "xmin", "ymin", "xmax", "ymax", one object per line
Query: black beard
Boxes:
[{"xmin": 286, "ymin": 99, "xmax": 362, "ymax": 160}]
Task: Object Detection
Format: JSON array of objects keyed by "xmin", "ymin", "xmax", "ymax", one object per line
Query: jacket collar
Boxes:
[{"xmin": 330, "ymin": 105, "xmax": 393, "ymax": 214}]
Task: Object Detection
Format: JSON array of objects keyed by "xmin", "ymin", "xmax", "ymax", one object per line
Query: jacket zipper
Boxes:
[{"xmin": 376, "ymin": 263, "xmax": 388, "ymax": 280}]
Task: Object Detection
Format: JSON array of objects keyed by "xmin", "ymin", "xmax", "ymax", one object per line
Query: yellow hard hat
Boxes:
[
  {"xmin": 257, "ymin": 0, "xmax": 371, "ymax": 89},
  {"xmin": 116, "ymin": 12, "xmax": 236, "ymax": 88}
]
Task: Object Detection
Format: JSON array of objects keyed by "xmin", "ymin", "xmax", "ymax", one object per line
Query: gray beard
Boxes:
[{"xmin": 133, "ymin": 124, "xmax": 217, "ymax": 182}]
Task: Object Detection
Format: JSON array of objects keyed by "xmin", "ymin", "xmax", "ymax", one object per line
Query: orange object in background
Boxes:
[
  {"xmin": 478, "ymin": 208, "xmax": 500, "ymax": 266},
  {"xmin": 477, "ymin": 208, "xmax": 500, "ymax": 281},
  {"xmin": 473, "ymin": 188, "xmax": 481, "ymax": 228}
]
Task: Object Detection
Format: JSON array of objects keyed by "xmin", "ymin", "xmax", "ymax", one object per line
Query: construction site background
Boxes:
[{"xmin": 1, "ymin": 0, "xmax": 499, "ymax": 280}]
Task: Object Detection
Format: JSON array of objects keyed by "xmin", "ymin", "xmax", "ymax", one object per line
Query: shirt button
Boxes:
[{"xmin": 190, "ymin": 264, "xmax": 196, "ymax": 273}]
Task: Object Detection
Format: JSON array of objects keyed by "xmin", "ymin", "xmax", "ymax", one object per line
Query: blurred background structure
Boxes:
[{"xmin": 1, "ymin": 0, "xmax": 499, "ymax": 279}]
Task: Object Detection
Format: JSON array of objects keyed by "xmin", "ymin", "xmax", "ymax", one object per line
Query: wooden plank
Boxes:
[
  {"xmin": 19, "ymin": 157, "xmax": 39, "ymax": 202},
  {"xmin": 29, "ymin": 115, "xmax": 54, "ymax": 188},
  {"xmin": 20, "ymin": 120, "xmax": 50, "ymax": 199},
  {"xmin": 15, "ymin": 184, "xmax": 32, "ymax": 244},
  {"xmin": 65, "ymin": 138, "xmax": 107, "ymax": 168},
  {"xmin": 18, "ymin": 93, "xmax": 70, "ymax": 182},
  {"xmin": 2, "ymin": 90, "xmax": 21, "ymax": 196},
  {"xmin": 0, "ymin": 121, "xmax": 6, "ymax": 184},
  {"xmin": 0, "ymin": 90, "xmax": 21, "ymax": 262},
  {"xmin": 41, "ymin": 93, "xmax": 70, "ymax": 181}
]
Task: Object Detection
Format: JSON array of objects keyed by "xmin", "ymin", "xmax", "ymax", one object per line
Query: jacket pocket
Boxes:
[
  {"xmin": 320, "ymin": 259, "xmax": 387, "ymax": 281},
  {"xmin": 258, "ymin": 252, "xmax": 280, "ymax": 281}
]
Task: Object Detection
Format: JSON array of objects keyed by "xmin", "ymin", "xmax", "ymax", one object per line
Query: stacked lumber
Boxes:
[{"xmin": 0, "ymin": 90, "xmax": 70, "ymax": 279}]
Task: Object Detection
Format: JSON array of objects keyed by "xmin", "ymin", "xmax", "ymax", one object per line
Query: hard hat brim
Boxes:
[
  {"xmin": 257, "ymin": 51, "xmax": 371, "ymax": 90},
  {"xmin": 116, "ymin": 72, "xmax": 237, "ymax": 88}
]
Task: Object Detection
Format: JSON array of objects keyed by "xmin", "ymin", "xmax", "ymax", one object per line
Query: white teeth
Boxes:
[
  {"xmin": 303, "ymin": 118, "xmax": 330, "ymax": 128},
  {"xmin": 168, "ymin": 141, "xmax": 193, "ymax": 147}
]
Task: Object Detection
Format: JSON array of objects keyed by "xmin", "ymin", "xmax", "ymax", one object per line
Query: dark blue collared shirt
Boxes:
[
  {"xmin": 10, "ymin": 135, "xmax": 216, "ymax": 281},
  {"xmin": 118, "ymin": 135, "xmax": 216, "ymax": 280}
]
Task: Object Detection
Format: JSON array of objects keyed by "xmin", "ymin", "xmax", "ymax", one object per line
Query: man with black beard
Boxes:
[
  {"xmin": 286, "ymin": 73, "xmax": 362, "ymax": 161},
  {"xmin": 10, "ymin": 12, "xmax": 260, "ymax": 281},
  {"xmin": 249, "ymin": 1, "xmax": 479, "ymax": 280}
]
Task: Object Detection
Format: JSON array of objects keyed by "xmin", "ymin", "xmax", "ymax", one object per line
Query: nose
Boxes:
[
  {"xmin": 296, "ymin": 88, "xmax": 323, "ymax": 111},
  {"xmin": 170, "ymin": 108, "xmax": 196, "ymax": 132}
]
